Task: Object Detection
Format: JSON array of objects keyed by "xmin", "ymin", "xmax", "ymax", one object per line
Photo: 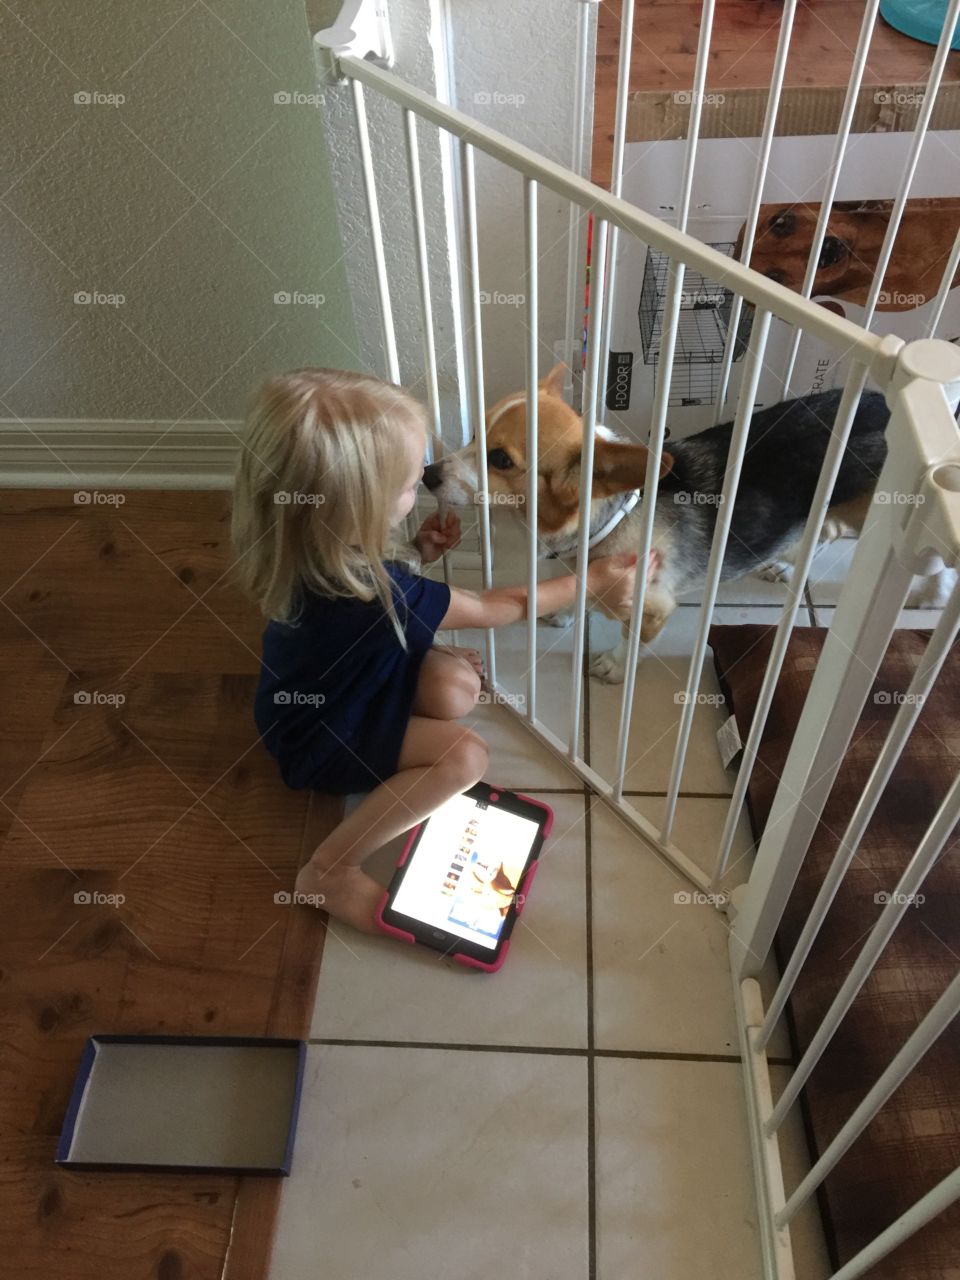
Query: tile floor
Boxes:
[{"xmin": 268, "ymin": 534, "xmax": 941, "ymax": 1280}]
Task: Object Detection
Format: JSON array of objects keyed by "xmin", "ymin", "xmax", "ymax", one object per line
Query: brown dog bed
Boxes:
[{"xmin": 709, "ymin": 623, "xmax": 960, "ymax": 1279}]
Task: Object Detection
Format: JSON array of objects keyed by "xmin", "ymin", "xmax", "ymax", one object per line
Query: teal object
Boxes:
[{"xmin": 879, "ymin": 0, "xmax": 960, "ymax": 50}]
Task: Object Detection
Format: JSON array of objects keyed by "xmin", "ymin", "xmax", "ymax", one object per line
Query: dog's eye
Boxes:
[
  {"xmin": 487, "ymin": 447, "xmax": 514, "ymax": 470},
  {"xmin": 769, "ymin": 211, "xmax": 795, "ymax": 237},
  {"xmin": 819, "ymin": 235, "xmax": 847, "ymax": 268}
]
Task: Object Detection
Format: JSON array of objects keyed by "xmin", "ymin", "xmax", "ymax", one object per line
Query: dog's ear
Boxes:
[
  {"xmin": 550, "ymin": 440, "xmax": 673, "ymax": 503},
  {"xmin": 590, "ymin": 439, "xmax": 674, "ymax": 496},
  {"xmin": 540, "ymin": 362, "xmax": 567, "ymax": 398}
]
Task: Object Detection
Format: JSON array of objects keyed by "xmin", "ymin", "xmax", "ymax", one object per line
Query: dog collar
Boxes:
[{"xmin": 545, "ymin": 490, "xmax": 641, "ymax": 559}]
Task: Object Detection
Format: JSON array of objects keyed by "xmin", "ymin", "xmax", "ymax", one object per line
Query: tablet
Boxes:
[{"xmin": 375, "ymin": 783, "xmax": 553, "ymax": 972}]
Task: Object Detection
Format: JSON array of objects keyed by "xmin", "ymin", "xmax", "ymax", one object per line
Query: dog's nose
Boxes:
[{"xmin": 422, "ymin": 462, "xmax": 443, "ymax": 490}]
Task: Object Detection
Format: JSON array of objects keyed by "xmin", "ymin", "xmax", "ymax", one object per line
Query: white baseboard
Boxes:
[
  {"xmin": 0, "ymin": 418, "xmax": 243, "ymax": 489},
  {"xmin": 0, "ymin": 423, "xmax": 486, "ymax": 569}
]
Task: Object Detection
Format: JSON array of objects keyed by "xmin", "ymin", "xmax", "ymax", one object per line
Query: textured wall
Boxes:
[
  {"xmin": 1, "ymin": 1, "xmax": 359, "ymax": 421},
  {"xmin": 450, "ymin": 0, "xmax": 595, "ymax": 404}
]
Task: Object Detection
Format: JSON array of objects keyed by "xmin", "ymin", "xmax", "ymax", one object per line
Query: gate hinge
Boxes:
[{"xmin": 315, "ymin": 0, "xmax": 394, "ymax": 87}]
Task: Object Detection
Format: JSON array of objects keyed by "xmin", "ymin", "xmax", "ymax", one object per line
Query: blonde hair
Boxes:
[{"xmin": 231, "ymin": 368, "xmax": 428, "ymax": 639}]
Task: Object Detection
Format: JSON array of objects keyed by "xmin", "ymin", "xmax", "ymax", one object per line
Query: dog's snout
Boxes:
[{"xmin": 422, "ymin": 462, "xmax": 443, "ymax": 490}]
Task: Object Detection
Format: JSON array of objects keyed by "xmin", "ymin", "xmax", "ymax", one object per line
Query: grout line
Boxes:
[
  {"xmin": 496, "ymin": 786, "xmax": 590, "ymax": 794},
  {"xmin": 308, "ymin": 1038, "xmax": 586, "ymax": 1054},
  {"xmin": 805, "ymin": 583, "xmax": 819, "ymax": 627},
  {"xmin": 677, "ymin": 601, "xmax": 783, "ymax": 610},
  {"xmin": 582, "ymin": 619, "xmax": 592, "ymax": 771},
  {"xmin": 305, "ymin": 1037, "xmax": 795, "ymax": 1067},
  {"xmin": 620, "ymin": 789, "xmax": 733, "ymax": 799},
  {"xmin": 584, "ymin": 789, "xmax": 597, "ymax": 1280}
]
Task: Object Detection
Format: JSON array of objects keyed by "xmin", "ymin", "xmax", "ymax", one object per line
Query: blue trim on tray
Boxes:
[
  {"xmin": 55, "ymin": 1035, "xmax": 99, "ymax": 1164},
  {"xmin": 281, "ymin": 1041, "xmax": 308, "ymax": 1175}
]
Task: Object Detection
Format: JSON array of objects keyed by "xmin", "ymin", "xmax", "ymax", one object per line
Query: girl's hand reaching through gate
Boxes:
[
  {"xmin": 439, "ymin": 549, "xmax": 656, "ymax": 630},
  {"xmin": 587, "ymin": 551, "xmax": 655, "ymax": 617},
  {"xmin": 414, "ymin": 510, "xmax": 461, "ymax": 562}
]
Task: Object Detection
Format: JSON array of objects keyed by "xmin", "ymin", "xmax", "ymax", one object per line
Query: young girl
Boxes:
[{"xmin": 232, "ymin": 368, "xmax": 640, "ymax": 935}]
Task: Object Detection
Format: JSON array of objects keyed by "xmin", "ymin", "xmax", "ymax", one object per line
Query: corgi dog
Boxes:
[{"xmin": 422, "ymin": 364, "xmax": 953, "ymax": 683}]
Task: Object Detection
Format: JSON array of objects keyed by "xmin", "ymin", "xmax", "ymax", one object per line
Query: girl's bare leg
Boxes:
[
  {"xmin": 296, "ymin": 716, "xmax": 488, "ymax": 933},
  {"xmin": 412, "ymin": 647, "xmax": 482, "ymax": 718},
  {"xmin": 431, "ymin": 643, "xmax": 484, "ymax": 681}
]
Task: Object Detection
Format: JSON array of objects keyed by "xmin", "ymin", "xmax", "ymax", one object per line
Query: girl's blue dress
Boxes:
[{"xmin": 254, "ymin": 563, "xmax": 451, "ymax": 794}]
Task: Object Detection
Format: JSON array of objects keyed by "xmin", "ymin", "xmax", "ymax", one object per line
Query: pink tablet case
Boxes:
[{"xmin": 374, "ymin": 791, "xmax": 554, "ymax": 973}]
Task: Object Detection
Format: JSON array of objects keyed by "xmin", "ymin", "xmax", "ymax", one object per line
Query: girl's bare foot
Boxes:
[
  {"xmin": 295, "ymin": 860, "xmax": 384, "ymax": 935},
  {"xmin": 434, "ymin": 643, "xmax": 484, "ymax": 679}
]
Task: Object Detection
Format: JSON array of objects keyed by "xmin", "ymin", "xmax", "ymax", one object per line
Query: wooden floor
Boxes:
[
  {"xmin": 593, "ymin": 0, "xmax": 960, "ymax": 187},
  {"xmin": 0, "ymin": 489, "xmax": 338, "ymax": 1279}
]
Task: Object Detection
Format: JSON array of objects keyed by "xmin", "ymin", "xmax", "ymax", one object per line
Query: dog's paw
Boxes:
[
  {"xmin": 758, "ymin": 560, "xmax": 793, "ymax": 583},
  {"xmin": 907, "ymin": 568, "xmax": 956, "ymax": 609},
  {"xmin": 542, "ymin": 610, "xmax": 573, "ymax": 629},
  {"xmin": 589, "ymin": 648, "xmax": 626, "ymax": 684}
]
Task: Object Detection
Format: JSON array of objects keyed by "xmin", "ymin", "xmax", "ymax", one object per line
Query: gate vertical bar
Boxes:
[
  {"xmin": 660, "ymin": 308, "xmax": 773, "ymax": 842},
  {"xmin": 459, "ymin": 139, "xmax": 496, "ymax": 682},
  {"xmin": 756, "ymin": 580, "xmax": 960, "ymax": 1046},
  {"xmin": 350, "ymin": 80, "xmax": 400, "ymax": 385},
  {"xmin": 594, "ymin": 0, "xmax": 635, "ymax": 420},
  {"xmin": 403, "ymin": 106, "xmax": 456, "ymax": 605},
  {"xmin": 569, "ymin": 216, "xmax": 610, "ymax": 759},
  {"xmin": 524, "ymin": 176, "xmax": 539, "ymax": 722},
  {"xmin": 861, "ymin": 0, "xmax": 960, "ymax": 331},
  {"xmin": 731, "ymin": 340, "xmax": 960, "ymax": 982},
  {"xmin": 711, "ymin": 362, "xmax": 871, "ymax": 886},
  {"xmin": 714, "ymin": 0, "xmax": 797, "ymax": 421},
  {"xmin": 611, "ymin": 0, "xmax": 716, "ymax": 801},
  {"xmin": 779, "ymin": 0, "xmax": 879, "ymax": 396},
  {"xmin": 563, "ymin": 0, "xmax": 596, "ymax": 398}
]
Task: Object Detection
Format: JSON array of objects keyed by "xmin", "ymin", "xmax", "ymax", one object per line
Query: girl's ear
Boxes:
[
  {"xmin": 590, "ymin": 439, "xmax": 674, "ymax": 496},
  {"xmin": 540, "ymin": 362, "xmax": 568, "ymax": 398}
]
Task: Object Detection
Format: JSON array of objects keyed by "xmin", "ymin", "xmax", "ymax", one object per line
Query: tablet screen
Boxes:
[{"xmin": 391, "ymin": 792, "xmax": 542, "ymax": 950}]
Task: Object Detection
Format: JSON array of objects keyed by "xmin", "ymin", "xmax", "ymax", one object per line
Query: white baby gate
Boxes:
[{"xmin": 316, "ymin": 3, "xmax": 960, "ymax": 1276}]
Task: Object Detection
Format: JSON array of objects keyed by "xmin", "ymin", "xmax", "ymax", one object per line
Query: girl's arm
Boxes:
[{"xmin": 439, "ymin": 553, "xmax": 645, "ymax": 631}]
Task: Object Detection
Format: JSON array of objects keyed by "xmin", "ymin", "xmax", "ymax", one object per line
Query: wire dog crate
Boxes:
[{"xmin": 638, "ymin": 242, "xmax": 753, "ymax": 406}]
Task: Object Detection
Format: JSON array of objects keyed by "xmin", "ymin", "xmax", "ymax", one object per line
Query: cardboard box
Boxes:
[{"xmin": 604, "ymin": 91, "xmax": 960, "ymax": 441}]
